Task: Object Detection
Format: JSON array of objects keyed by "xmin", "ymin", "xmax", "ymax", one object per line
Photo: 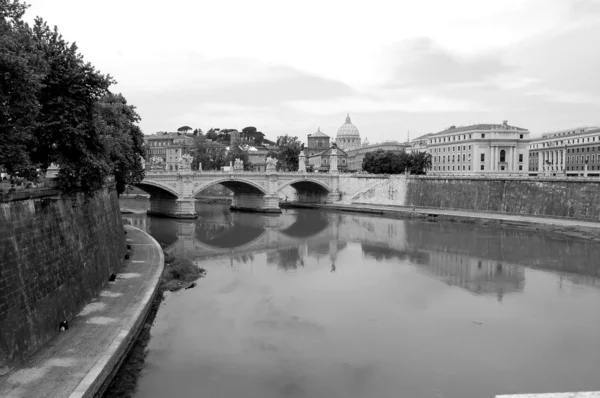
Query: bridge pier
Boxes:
[
  {"xmin": 230, "ymin": 193, "xmax": 281, "ymax": 213},
  {"xmin": 147, "ymin": 197, "xmax": 197, "ymax": 219}
]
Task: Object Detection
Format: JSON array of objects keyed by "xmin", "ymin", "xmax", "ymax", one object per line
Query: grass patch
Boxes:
[{"xmin": 161, "ymin": 252, "xmax": 206, "ymax": 292}]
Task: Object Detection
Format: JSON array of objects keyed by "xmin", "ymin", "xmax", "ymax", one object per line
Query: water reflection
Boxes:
[
  {"xmin": 120, "ymin": 200, "xmax": 600, "ymax": 296},
  {"xmin": 119, "ymin": 199, "xmax": 600, "ymax": 398}
]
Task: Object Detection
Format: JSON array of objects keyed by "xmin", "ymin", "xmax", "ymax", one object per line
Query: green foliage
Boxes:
[
  {"xmin": 275, "ymin": 135, "xmax": 302, "ymax": 172},
  {"xmin": 94, "ymin": 93, "xmax": 146, "ymax": 194},
  {"xmin": 362, "ymin": 150, "xmax": 431, "ymax": 175},
  {"xmin": 0, "ymin": 0, "xmax": 145, "ymax": 194},
  {"xmin": 190, "ymin": 136, "xmax": 227, "ymax": 170},
  {"xmin": 177, "ymin": 125, "xmax": 192, "ymax": 132},
  {"xmin": 205, "ymin": 128, "xmax": 219, "ymax": 141}
]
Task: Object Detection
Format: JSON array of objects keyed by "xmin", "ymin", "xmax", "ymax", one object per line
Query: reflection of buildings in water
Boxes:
[
  {"xmin": 405, "ymin": 222, "xmax": 600, "ymax": 278},
  {"xmin": 418, "ymin": 251, "xmax": 525, "ymax": 301}
]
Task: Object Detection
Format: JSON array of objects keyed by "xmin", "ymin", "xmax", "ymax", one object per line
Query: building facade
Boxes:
[
  {"xmin": 528, "ymin": 126, "xmax": 600, "ymax": 177},
  {"xmin": 306, "ymin": 144, "xmax": 348, "ymax": 172},
  {"xmin": 306, "ymin": 127, "xmax": 330, "ymax": 157},
  {"xmin": 427, "ymin": 121, "xmax": 530, "ymax": 175},
  {"xmin": 145, "ymin": 132, "xmax": 195, "ymax": 171}
]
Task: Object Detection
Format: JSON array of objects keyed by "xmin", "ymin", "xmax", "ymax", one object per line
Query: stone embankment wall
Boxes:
[
  {"xmin": 349, "ymin": 175, "xmax": 600, "ymax": 220},
  {"xmin": 0, "ymin": 185, "xmax": 125, "ymax": 373}
]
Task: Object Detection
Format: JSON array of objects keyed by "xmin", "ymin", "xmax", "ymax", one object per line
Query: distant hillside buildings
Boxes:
[{"xmin": 144, "ymin": 118, "xmax": 600, "ymax": 177}]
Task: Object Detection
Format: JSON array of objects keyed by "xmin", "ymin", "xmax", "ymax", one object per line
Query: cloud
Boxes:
[{"xmin": 387, "ymin": 37, "xmax": 512, "ymax": 88}]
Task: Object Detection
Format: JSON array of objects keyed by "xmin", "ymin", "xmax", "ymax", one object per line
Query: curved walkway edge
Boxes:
[{"xmin": 0, "ymin": 225, "xmax": 164, "ymax": 398}]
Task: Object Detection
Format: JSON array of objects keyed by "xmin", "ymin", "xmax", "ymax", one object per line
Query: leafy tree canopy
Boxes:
[
  {"xmin": 275, "ymin": 135, "xmax": 302, "ymax": 172},
  {"xmin": 362, "ymin": 150, "xmax": 431, "ymax": 175},
  {"xmin": 0, "ymin": 0, "xmax": 145, "ymax": 194},
  {"xmin": 177, "ymin": 125, "xmax": 192, "ymax": 132}
]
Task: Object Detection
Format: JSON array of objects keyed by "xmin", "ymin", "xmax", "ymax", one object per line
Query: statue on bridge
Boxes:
[
  {"xmin": 266, "ymin": 156, "xmax": 278, "ymax": 172},
  {"xmin": 298, "ymin": 150, "xmax": 307, "ymax": 173},
  {"xmin": 329, "ymin": 144, "xmax": 339, "ymax": 173},
  {"xmin": 150, "ymin": 156, "xmax": 165, "ymax": 171},
  {"xmin": 178, "ymin": 153, "xmax": 193, "ymax": 171},
  {"xmin": 233, "ymin": 158, "xmax": 244, "ymax": 171}
]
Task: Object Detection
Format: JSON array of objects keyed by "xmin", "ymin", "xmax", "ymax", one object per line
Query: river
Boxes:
[{"xmin": 118, "ymin": 199, "xmax": 600, "ymax": 398}]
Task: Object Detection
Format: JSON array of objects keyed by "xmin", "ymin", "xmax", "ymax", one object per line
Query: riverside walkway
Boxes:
[{"xmin": 0, "ymin": 225, "xmax": 164, "ymax": 398}]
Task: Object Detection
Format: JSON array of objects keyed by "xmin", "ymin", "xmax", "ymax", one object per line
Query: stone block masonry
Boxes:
[
  {"xmin": 349, "ymin": 175, "xmax": 600, "ymax": 221},
  {"xmin": 0, "ymin": 185, "xmax": 126, "ymax": 373}
]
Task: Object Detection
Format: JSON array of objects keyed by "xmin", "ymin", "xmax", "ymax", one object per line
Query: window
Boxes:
[
  {"xmin": 318, "ymin": 140, "xmax": 323, "ymax": 148},
  {"xmin": 481, "ymin": 134, "xmax": 486, "ymax": 138},
  {"xmin": 500, "ymin": 150, "xmax": 506, "ymax": 162},
  {"xmin": 519, "ymin": 154, "xmax": 523, "ymax": 162},
  {"xmin": 480, "ymin": 165, "xmax": 484, "ymax": 170},
  {"xmin": 481, "ymin": 154, "xmax": 485, "ymax": 161},
  {"xmin": 463, "ymin": 154, "xmax": 466, "ymax": 161},
  {"xmin": 520, "ymin": 134, "xmax": 524, "ymax": 139},
  {"xmin": 468, "ymin": 145, "xmax": 471, "ymax": 150},
  {"xmin": 519, "ymin": 165, "xmax": 523, "ymax": 171}
]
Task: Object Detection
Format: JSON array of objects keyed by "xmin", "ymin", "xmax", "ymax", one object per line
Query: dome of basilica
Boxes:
[
  {"xmin": 336, "ymin": 114, "xmax": 361, "ymax": 150},
  {"xmin": 337, "ymin": 114, "xmax": 360, "ymax": 138}
]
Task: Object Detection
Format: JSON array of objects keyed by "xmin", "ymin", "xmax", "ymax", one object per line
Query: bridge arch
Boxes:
[
  {"xmin": 192, "ymin": 177, "xmax": 267, "ymax": 197},
  {"xmin": 277, "ymin": 178, "xmax": 331, "ymax": 194},
  {"xmin": 134, "ymin": 181, "xmax": 180, "ymax": 198}
]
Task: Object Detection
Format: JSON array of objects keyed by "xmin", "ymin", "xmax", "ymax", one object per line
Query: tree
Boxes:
[
  {"xmin": 94, "ymin": 93, "xmax": 146, "ymax": 194},
  {"xmin": 276, "ymin": 135, "xmax": 302, "ymax": 172},
  {"xmin": 177, "ymin": 125, "xmax": 192, "ymax": 133},
  {"xmin": 190, "ymin": 136, "xmax": 227, "ymax": 171},
  {"xmin": 242, "ymin": 126, "xmax": 257, "ymax": 134},
  {"xmin": 362, "ymin": 150, "xmax": 431, "ymax": 175},
  {"xmin": 0, "ymin": 1, "xmax": 47, "ymax": 181},
  {"xmin": 192, "ymin": 128, "xmax": 203, "ymax": 137},
  {"xmin": 407, "ymin": 151, "xmax": 432, "ymax": 175},
  {"xmin": 205, "ymin": 128, "xmax": 219, "ymax": 141},
  {"xmin": 0, "ymin": 0, "xmax": 145, "ymax": 194}
]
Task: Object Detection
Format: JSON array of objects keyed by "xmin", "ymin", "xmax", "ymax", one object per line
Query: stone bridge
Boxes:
[{"xmin": 135, "ymin": 171, "xmax": 342, "ymax": 218}]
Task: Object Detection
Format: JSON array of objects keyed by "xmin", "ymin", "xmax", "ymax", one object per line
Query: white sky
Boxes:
[{"xmin": 25, "ymin": 0, "xmax": 600, "ymax": 142}]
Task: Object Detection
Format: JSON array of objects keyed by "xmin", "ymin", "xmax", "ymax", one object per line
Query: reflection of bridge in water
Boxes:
[{"xmin": 123, "ymin": 207, "xmax": 600, "ymax": 301}]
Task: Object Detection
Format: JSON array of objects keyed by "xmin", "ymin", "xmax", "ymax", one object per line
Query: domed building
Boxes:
[{"xmin": 336, "ymin": 114, "xmax": 361, "ymax": 150}]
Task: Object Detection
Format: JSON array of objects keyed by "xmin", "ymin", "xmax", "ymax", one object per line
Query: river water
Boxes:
[{"xmin": 120, "ymin": 199, "xmax": 600, "ymax": 398}]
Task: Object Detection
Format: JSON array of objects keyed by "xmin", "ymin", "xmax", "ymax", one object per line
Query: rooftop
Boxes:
[
  {"xmin": 308, "ymin": 127, "xmax": 329, "ymax": 138},
  {"xmin": 430, "ymin": 122, "xmax": 528, "ymax": 138}
]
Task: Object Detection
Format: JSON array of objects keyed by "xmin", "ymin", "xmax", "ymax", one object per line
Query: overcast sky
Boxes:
[{"xmin": 25, "ymin": 0, "xmax": 600, "ymax": 142}]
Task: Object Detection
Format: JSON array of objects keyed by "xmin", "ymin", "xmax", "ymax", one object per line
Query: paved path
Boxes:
[
  {"xmin": 286, "ymin": 202, "xmax": 600, "ymax": 230},
  {"xmin": 0, "ymin": 225, "xmax": 164, "ymax": 398}
]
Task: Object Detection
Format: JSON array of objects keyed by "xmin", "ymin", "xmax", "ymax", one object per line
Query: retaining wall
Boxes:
[
  {"xmin": 0, "ymin": 185, "xmax": 126, "ymax": 373},
  {"xmin": 351, "ymin": 175, "xmax": 600, "ymax": 221}
]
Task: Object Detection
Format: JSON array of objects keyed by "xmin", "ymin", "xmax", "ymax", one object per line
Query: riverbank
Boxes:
[
  {"xmin": 103, "ymin": 253, "xmax": 206, "ymax": 397},
  {"xmin": 0, "ymin": 225, "xmax": 163, "ymax": 398},
  {"xmin": 281, "ymin": 202, "xmax": 600, "ymax": 242}
]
